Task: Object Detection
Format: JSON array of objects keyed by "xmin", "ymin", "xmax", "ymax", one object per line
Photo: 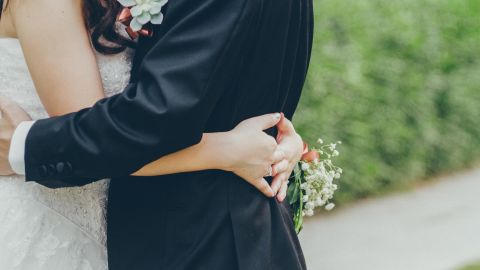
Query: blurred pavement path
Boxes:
[{"xmin": 299, "ymin": 168, "xmax": 480, "ymax": 270}]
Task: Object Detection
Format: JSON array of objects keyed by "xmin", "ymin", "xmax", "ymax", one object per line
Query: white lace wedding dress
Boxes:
[{"xmin": 0, "ymin": 38, "xmax": 133, "ymax": 269}]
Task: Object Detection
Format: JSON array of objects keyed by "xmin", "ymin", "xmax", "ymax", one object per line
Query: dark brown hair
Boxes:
[{"xmin": 0, "ymin": 0, "xmax": 135, "ymax": 54}]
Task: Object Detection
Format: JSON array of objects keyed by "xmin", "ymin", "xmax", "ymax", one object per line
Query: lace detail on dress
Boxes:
[
  {"xmin": 96, "ymin": 47, "xmax": 133, "ymax": 98},
  {"xmin": 0, "ymin": 37, "xmax": 133, "ymax": 269}
]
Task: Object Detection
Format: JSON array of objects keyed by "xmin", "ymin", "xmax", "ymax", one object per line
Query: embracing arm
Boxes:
[
  {"xmin": 9, "ymin": 0, "xmax": 284, "ymax": 191},
  {"xmin": 21, "ymin": 0, "xmax": 257, "ymax": 187},
  {"xmin": 2, "ymin": 0, "xmax": 104, "ymax": 175},
  {"xmin": 12, "ymin": 0, "xmax": 104, "ymax": 116}
]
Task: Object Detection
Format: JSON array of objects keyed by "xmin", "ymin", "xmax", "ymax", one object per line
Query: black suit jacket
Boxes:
[{"xmin": 24, "ymin": 0, "xmax": 313, "ymax": 269}]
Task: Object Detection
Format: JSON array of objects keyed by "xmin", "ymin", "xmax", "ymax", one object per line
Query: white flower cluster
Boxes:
[
  {"xmin": 118, "ymin": 0, "xmax": 168, "ymax": 31},
  {"xmin": 300, "ymin": 140, "xmax": 343, "ymax": 217}
]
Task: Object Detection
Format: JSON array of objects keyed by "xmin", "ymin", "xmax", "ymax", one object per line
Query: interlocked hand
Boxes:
[{"xmin": 271, "ymin": 114, "xmax": 303, "ymax": 202}]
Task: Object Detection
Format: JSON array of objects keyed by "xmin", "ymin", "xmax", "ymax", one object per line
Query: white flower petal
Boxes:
[
  {"xmin": 130, "ymin": 18, "xmax": 143, "ymax": 32},
  {"xmin": 141, "ymin": 3, "xmax": 152, "ymax": 12},
  {"xmin": 325, "ymin": 203, "xmax": 335, "ymax": 211},
  {"xmin": 130, "ymin": 6, "xmax": 143, "ymax": 17},
  {"xmin": 150, "ymin": 13, "xmax": 164, "ymax": 24},
  {"xmin": 301, "ymin": 163, "xmax": 310, "ymax": 171},
  {"xmin": 149, "ymin": 4, "xmax": 162, "ymax": 14},
  {"xmin": 136, "ymin": 12, "xmax": 152, "ymax": 25},
  {"xmin": 158, "ymin": 0, "xmax": 168, "ymax": 6},
  {"xmin": 118, "ymin": 0, "xmax": 136, "ymax": 7}
]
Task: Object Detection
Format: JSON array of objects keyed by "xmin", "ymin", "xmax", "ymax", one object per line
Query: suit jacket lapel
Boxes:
[
  {"xmin": 130, "ymin": 29, "xmax": 161, "ymax": 83},
  {"xmin": 130, "ymin": 2, "xmax": 170, "ymax": 83}
]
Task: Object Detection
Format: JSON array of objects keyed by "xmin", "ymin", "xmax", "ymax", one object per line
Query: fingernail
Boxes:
[{"xmin": 273, "ymin": 113, "xmax": 281, "ymax": 120}]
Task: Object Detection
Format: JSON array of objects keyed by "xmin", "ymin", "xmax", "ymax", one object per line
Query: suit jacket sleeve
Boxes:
[{"xmin": 24, "ymin": 0, "xmax": 253, "ymax": 188}]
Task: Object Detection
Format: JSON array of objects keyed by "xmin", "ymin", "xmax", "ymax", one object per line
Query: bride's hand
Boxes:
[
  {"xmin": 218, "ymin": 113, "xmax": 287, "ymax": 198},
  {"xmin": 133, "ymin": 112, "xmax": 296, "ymax": 198},
  {"xmin": 271, "ymin": 114, "xmax": 304, "ymax": 202}
]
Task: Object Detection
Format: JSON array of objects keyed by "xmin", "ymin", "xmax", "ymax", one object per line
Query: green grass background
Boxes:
[
  {"xmin": 294, "ymin": 0, "xmax": 480, "ymax": 204},
  {"xmin": 459, "ymin": 261, "xmax": 480, "ymax": 270}
]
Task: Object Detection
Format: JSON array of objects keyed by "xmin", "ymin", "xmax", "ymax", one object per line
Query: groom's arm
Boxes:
[{"xmin": 10, "ymin": 0, "xmax": 255, "ymax": 188}]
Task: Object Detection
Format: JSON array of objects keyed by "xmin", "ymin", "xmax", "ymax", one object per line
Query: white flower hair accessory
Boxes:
[{"xmin": 117, "ymin": 0, "xmax": 168, "ymax": 39}]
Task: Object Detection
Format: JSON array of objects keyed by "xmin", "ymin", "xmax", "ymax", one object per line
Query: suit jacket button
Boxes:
[
  {"xmin": 56, "ymin": 162, "xmax": 65, "ymax": 174},
  {"xmin": 47, "ymin": 164, "xmax": 56, "ymax": 176},
  {"xmin": 64, "ymin": 162, "xmax": 73, "ymax": 174},
  {"xmin": 38, "ymin": 165, "xmax": 48, "ymax": 178}
]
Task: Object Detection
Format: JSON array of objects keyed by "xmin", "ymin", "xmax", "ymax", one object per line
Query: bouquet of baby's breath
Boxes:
[{"xmin": 287, "ymin": 139, "xmax": 343, "ymax": 233}]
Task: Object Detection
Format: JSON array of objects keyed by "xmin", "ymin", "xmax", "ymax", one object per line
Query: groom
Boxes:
[{"xmin": 0, "ymin": 0, "xmax": 313, "ymax": 269}]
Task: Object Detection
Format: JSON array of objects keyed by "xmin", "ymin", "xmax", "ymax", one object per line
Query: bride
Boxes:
[{"xmin": 0, "ymin": 0, "xmax": 303, "ymax": 269}]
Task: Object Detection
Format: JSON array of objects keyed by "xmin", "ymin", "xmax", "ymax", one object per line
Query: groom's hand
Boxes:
[{"xmin": 0, "ymin": 96, "xmax": 32, "ymax": 175}]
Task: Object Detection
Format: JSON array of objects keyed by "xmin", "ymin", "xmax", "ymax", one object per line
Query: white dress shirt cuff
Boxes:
[{"xmin": 8, "ymin": 120, "xmax": 36, "ymax": 175}]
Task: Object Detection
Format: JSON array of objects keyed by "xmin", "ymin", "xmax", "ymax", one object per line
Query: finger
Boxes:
[
  {"xmin": 276, "ymin": 113, "xmax": 286, "ymax": 141},
  {"xmin": 272, "ymin": 159, "xmax": 289, "ymax": 176},
  {"xmin": 276, "ymin": 132, "xmax": 284, "ymax": 143},
  {"xmin": 0, "ymin": 96, "xmax": 9, "ymax": 113},
  {"xmin": 270, "ymin": 170, "xmax": 288, "ymax": 195},
  {"xmin": 276, "ymin": 180, "xmax": 289, "ymax": 202},
  {"xmin": 276, "ymin": 114, "xmax": 295, "ymax": 135},
  {"xmin": 254, "ymin": 178, "xmax": 275, "ymax": 198},
  {"xmin": 271, "ymin": 150, "xmax": 286, "ymax": 164},
  {"xmin": 270, "ymin": 173, "xmax": 283, "ymax": 195},
  {"xmin": 270, "ymin": 172, "xmax": 289, "ymax": 191},
  {"xmin": 0, "ymin": 95, "xmax": 15, "ymax": 112},
  {"xmin": 245, "ymin": 113, "xmax": 282, "ymax": 130}
]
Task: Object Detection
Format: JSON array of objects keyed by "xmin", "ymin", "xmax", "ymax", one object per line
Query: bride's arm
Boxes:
[
  {"xmin": 133, "ymin": 114, "xmax": 297, "ymax": 197},
  {"xmin": 134, "ymin": 114, "xmax": 304, "ymax": 200},
  {"xmin": 10, "ymin": 0, "xmax": 296, "ymax": 196},
  {"xmin": 12, "ymin": 0, "xmax": 105, "ymax": 116}
]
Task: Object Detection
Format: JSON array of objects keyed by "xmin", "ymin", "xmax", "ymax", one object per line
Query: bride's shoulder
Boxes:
[
  {"xmin": 6, "ymin": 0, "xmax": 86, "ymax": 38},
  {"xmin": 2, "ymin": 0, "xmax": 81, "ymax": 17},
  {"xmin": 5, "ymin": 0, "xmax": 84, "ymax": 28}
]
